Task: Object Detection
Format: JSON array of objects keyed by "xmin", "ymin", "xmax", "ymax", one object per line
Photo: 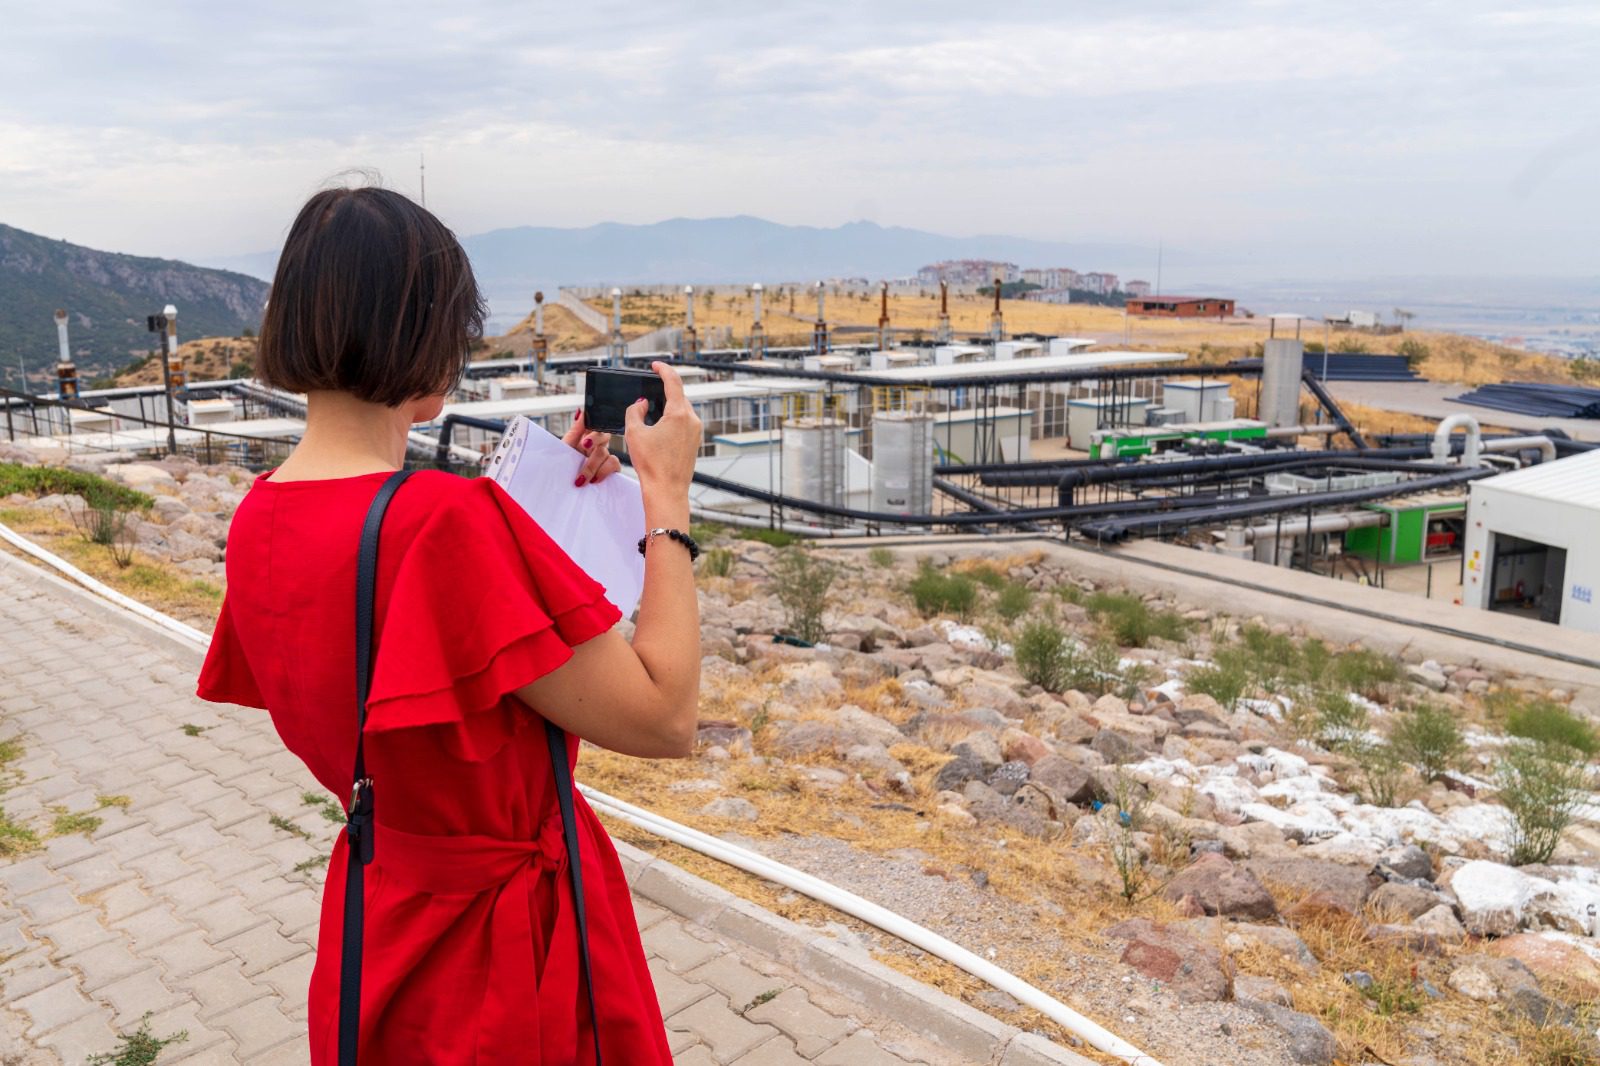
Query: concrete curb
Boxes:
[{"xmin": 613, "ymin": 839, "xmax": 1095, "ymax": 1066}]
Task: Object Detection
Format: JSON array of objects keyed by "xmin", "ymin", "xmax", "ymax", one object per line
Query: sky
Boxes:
[{"xmin": 3, "ymin": 0, "xmax": 1598, "ymax": 281}]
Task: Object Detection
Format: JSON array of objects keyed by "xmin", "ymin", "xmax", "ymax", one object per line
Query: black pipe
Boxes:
[
  {"xmin": 974, "ymin": 446, "xmax": 1442, "ymax": 490},
  {"xmin": 433, "ymin": 413, "xmax": 509, "ymax": 465},
  {"xmin": 653, "ymin": 356, "xmax": 1262, "ymax": 390},
  {"xmin": 1076, "ymin": 466, "xmax": 1492, "ymax": 542},
  {"xmin": 1300, "ymin": 368, "xmax": 1369, "ymax": 449}
]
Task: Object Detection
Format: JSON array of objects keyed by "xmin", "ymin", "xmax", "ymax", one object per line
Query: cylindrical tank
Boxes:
[
  {"xmin": 781, "ymin": 417, "xmax": 845, "ymax": 514},
  {"xmin": 870, "ymin": 411, "xmax": 933, "ymax": 515},
  {"xmin": 1259, "ymin": 338, "xmax": 1304, "ymax": 427}
]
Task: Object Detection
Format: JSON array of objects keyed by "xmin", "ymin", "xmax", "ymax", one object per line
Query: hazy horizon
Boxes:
[{"xmin": 5, "ymin": 2, "xmax": 1599, "ymax": 283}]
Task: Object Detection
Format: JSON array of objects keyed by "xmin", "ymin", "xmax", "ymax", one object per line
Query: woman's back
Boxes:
[{"xmin": 200, "ymin": 467, "xmax": 673, "ymax": 1064}]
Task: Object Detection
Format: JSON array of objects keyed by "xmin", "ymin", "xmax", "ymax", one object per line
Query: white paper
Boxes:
[{"xmin": 486, "ymin": 416, "xmax": 647, "ymax": 617}]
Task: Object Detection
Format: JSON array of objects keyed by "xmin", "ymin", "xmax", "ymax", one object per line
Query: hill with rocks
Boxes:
[
  {"xmin": 0, "ymin": 223, "xmax": 268, "ymax": 387},
  {"xmin": 1, "ymin": 446, "xmax": 1597, "ymax": 1065}
]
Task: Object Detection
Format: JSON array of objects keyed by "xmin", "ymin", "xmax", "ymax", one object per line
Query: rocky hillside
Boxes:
[
  {"xmin": 2, "ymin": 449, "xmax": 1597, "ymax": 1065},
  {"xmin": 0, "ymin": 223, "xmax": 268, "ymax": 386}
]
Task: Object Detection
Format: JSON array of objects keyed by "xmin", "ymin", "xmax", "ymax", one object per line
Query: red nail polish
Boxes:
[
  {"xmin": 582, "ymin": 438, "xmax": 593, "ymax": 450},
  {"xmin": 574, "ymin": 476, "xmax": 586, "ymax": 487}
]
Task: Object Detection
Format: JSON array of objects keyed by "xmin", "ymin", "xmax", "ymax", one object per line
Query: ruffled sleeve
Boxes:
[
  {"xmin": 196, "ymin": 595, "xmax": 267, "ymax": 708},
  {"xmin": 363, "ymin": 476, "xmax": 621, "ymax": 736}
]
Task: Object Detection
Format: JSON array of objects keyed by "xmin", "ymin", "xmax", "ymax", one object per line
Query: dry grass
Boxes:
[
  {"xmin": 0, "ymin": 507, "xmax": 221, "ymax": 630},
  {"xmin": 110, "ymin": 335, "xmax": 258, "ymax": 387},
  {"xmin": 485, "ymin": 303, "xmax": 609, "ymax": 354}
]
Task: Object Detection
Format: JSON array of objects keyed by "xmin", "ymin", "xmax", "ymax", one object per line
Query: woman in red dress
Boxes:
[{"xmin": 196, "ymin": 186, "xmax": 703, "ymax": 1064}]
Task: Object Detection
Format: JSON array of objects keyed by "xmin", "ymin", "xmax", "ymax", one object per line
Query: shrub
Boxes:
[
  {"xmin": 70, "ymin": 500, "xmax": 139, "ymax": 568},
  {"xmin": 689, "ymin": 521, "xmax": 727, "ymax": 545},
  {"xmin": 700, "ymin": 547, "xmax": 734, "ymax": 578},
  {"xmin": 993, "ymin": 582, "xmax": 1033, "ymax": 623},
  {"xmin": 1187, "ymin": 651, "xmax": 1251, "ymax": 710},
  {"xmin": 867, "ymin": 546, "xmax": 895, "ymax": 569},
  {"xmin": 1103, "ymin": 770, "xmax": 1153, "ymax": 903},
  {"xmin": 1397, "ymin": 337, "xmax": 1430, "ymax": 367},
  {"xmin": 1014, "ymin": 619, "xmax": 1069, "ymax": 690},
  {"xmin": 1314, "ymin": 691, "xmax": 1370, "ymax": 752},
  {"xmin": 1332, "ymin": 646, "xmax": 1400, "ymax": 699},
  {"xmin": 1389, "ymin": 703, "xmax": 1464, "ymax": 782},
  {"xmin": 1498, "ymin": 739, "xmax": 1593, "ymax": 866},
  {"xmin": 0, "ymin": 462, "xmax": 152, "ymax": 512},
  {"xmin": 1085, "ymin": 591, "xmax": 1188, "ymax": 646},
  {"xmin": 737, "ymin": 527, "xmax": 798, "ymax": 548},
  {"xmin": 1504, "ymin": 698, "xmax": 1599, "ymax": 757},
  {"xmin": 906, "ymin": 563, "xmax": 977, "ymax": 620},
  {"xmin": 1350, "ymin": 739, "xmax": 1407, "ymax": 807},
  {"xmin": 769, "ymin": 546, "xmax": 837, "ymax": 645}
]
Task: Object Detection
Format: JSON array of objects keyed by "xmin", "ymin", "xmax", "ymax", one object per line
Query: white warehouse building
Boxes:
[{"xmin": 1462, "ymin": 449, "xmax": 1600, "ymax": 632}]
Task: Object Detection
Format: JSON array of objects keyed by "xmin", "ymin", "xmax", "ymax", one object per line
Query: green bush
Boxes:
[
  {"xmin": 1498, "ymin": 740, "xmax": 1593, "ymax": 866},
  {"xmin": 1314, "ymin": 691, "xmax": 1370, "ymax": 752},
  {"xmin": 1013, "ymin": 619, "xmax": 1069, "ymax": 690},
  {"xmin": 1397, "ymin": 337, "xmax": 1430, "ymax": 367},
  {"xmin": 1187, "ymin": 655, "xmax": 1250, "ymax": 710},
  {"xmin": 867, "ymin": 546, "xmax": 895, "ymax": 569},
  {"xmin": 993, "ymin": 582, "xmax": 1033, "ymax": 623},
  {"xmin": 1389, "ymin": 703, "xmax": 1465, "ymax": 782},
  {"xmin": 906, "ymin": 562, "xmax": 978, "ymax": 620},
  {"xmin": 769, "ymin": 546, "xmax": 838, "ymax": 645},
  {"xmin": 1332, "ymin": 647, "xmax": 1400, "ymax": 698},
  {"xmin": 689, "ymin": 521, "xmax": 727, "ymax": 545},
  {"xmin": 0, "ymin": 463, "xmax": 152, "ymax": 512},
  {"xmin": 1503, "ymin": 698, "xmax": 1599, "ymax": 757},
  {"xmin": 1085, "ymin": 591, "xmax": 1188, "ymax": 647},
  {"xmin": 700, "ymin": 547, "xmax": 734, "ymax": 578},
  {"xmin": 736, "ymin": 527, "xmax": 798, "ymax": 548},
  {"xmin": 1350, "ymin": 739, "xmax": 1408, "ymax": 808}
]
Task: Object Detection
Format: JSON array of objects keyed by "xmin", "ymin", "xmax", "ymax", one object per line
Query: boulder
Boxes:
[
  {"xmin": 999, "ymin": 728, "xmax": 1052, "ymax": 767},
  {"xmin": 1368, "ymin": 881, "xmax": 1445, "ymax": 922},
  {"xmin": 1404, "ymin": 662, "xmax": 1448, "ymax": 692},
  {"xmin": 775, "ymin": 661, "xmax": 844, "ymax": 704},
  {"xmin": 696, "ymin": 719, "xmax": 754, "ymax": 756},
  {"xmin": 1412, "ymin": 904, "xmax": 1467, "ymax": 944},
  {"xmin": 1236, "ymin": 1000, "xmax": 1336, "ymax": 1066},
  {"xmin": 932, "ymin": 755, "xmax": 985, "ymax": 793},
  {"xmin": 988, "ymin": 760, "xmax": 1031, "ymax": 797},
  {"xmin": 1489, "ymin": 933, "xmax": 1600, "ymax": 999},
  {"xmin": 1174, "ymin": 917, "xmax": 1318, "ymax": 971},
  {"xmin": 1377, "ymin": 843, "xmax": 1434, "ymax": 882},
  {"xmin": 1161, "ymin": 854, "xmax": 1277, "ymax": 920},
  {"xmin": 1218, "ymin": 821, "xmax": 1289, "ymax": 860},
  {"xmin": 1447, "ymin": 955, "xmax": 1558, "ymax": 1023},
  {"xmin": 1027, "ymin": 755, "xmax": 1095, "ymax": 805},
  {"xmin": 1232, "ymin": 974, "xmax": 1291, "ymax": 1007},
  {"xmin": 699, "ymin": 797, "xmax": 758, "ymax": 822},
  {"xmin": 107, "ymin": 461, "xmax": 176, "ymax": 487},
  {"xmin": 1103, "ymin": 918, "xmax": 1233, "ymax": 1002},
  {"xmin": 1245, "ymin": 857, "xmax": 1377, "ymax": 914},
  {"xmin": 1449, "ymin": 860, "xmax": 1544, "ymax": 937},
  {"xmin": 951, "ymin": 732, "xmax": 1004, "ymax": 774},
  {"xmin": 1090, "ymin": 729, "xmax": 1144, "ymax": 765}
]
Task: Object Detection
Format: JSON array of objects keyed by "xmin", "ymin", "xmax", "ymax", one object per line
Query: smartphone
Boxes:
[{"xmin": 584, "ymin": 367, "xmax": 666, "ymax": 434}]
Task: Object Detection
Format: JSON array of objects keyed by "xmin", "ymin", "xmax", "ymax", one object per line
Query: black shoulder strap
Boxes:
[
  {"xmin": 545, "ymin": 720, "xmax": 604, "ymax": 1064},
  {"xmin": 340, "ymin": 468, "xmax": 412, "ymax": 1066}
]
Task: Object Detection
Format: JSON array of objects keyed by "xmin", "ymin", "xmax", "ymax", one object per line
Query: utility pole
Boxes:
[{"xmin": 147, "ymin": 311, "xmax": 178, "ymax": 456}]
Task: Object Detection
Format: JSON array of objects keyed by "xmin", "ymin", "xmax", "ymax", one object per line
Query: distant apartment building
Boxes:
[
  {"xmin": 1125, "ymin": 295, "xmax": 1236, "ymax": 318},
  {"xmin": 915, "ymin": 259, "xmax": 1021, "ymax": 287},
  {"xmin": 1125, "ymin": 279, "xmax": 1152, "ymax": 298},
  {"xmin": 1020, "ymin": 268, "xmax": 1047, "ymax": 287},
  {"xmin": 1022, "ymin": 288, "xmax": 1073, "ymax": 305},
  {"xmin": 1078, "ymin": 272, "xmax": 1120, "ymax": 295}
]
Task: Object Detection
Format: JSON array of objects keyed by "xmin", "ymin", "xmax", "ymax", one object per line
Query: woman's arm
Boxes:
[{"xmin": 514, "ymin": 363, "xmax": 703, "ymax": 758}]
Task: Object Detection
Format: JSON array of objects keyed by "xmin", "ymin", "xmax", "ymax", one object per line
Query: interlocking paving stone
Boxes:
[{"xmin": 0, "ymin": 562, "xmax": 999, "ymax": 1065}]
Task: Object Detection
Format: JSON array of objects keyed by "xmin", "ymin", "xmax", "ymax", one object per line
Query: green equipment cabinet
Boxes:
[{"xmin": 1344, "ymin": 496, "xmax": 1466, "ymax": 564}]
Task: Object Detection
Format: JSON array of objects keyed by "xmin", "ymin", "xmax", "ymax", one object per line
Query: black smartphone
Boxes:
[{"xmin": 583, "ymin": 367, "xmax": 666, "ymax": 434}]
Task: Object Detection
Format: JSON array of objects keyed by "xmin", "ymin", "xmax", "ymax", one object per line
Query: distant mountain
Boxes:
[
  {"xmin": 461, "ymin": 215, "xmax": 1153, "ymax": 299},
  {"xmin": 0, "ymin": 223, "xmax": 269, "ymax": 388}
]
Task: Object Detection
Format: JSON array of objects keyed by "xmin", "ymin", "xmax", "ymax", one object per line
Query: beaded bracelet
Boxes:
[{"xmin": 636, "ymin": 527, "xmax": 700, "ymax": 562}]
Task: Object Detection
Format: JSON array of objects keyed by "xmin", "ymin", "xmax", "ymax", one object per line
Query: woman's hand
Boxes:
[
  {"xmin": 561, "ymin": 409, "xmax": 622, "ymax": 487},
  {"xmin": 624, "ymin": 362, "xmax": 702, "ymax": 495}
]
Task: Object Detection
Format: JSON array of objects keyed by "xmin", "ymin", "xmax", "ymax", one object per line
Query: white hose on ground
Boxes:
[
  {"xmin": 581, "ymin": 786, "xmax": 1166, "ymax": 1066},
  {"xmin": 0, "ymin": 521, "xmax": 209, "ymax": 648},
  {"xmin": 4, "ymin": 517, "xmax": 1164, "ymax": 1066}
]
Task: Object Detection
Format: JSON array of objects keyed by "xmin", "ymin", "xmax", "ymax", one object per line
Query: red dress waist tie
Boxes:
[{"xmin": 331, "ymin": 813, "xmax": 594, "ymax": 1064}]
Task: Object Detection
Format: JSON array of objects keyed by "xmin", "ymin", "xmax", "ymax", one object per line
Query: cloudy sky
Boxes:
[{"xmin": 4, "ymin": 1, "xmax": 1597, "ymax": 280}]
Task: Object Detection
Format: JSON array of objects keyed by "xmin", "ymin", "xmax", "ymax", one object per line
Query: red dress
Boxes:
[{"xmin": 196, "ymin": 468, "xmax": 673, "ymax": 1065}]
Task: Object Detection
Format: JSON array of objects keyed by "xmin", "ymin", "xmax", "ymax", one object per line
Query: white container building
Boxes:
[{"xmin": 1462, "ymin": 449, "xmax": 1600, "ymax": 632}]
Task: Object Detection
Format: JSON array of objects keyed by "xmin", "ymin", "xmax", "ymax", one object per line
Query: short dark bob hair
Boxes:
[{"xmin": 257, "ymin": 186, "xmax": 485, "ymax": 406}]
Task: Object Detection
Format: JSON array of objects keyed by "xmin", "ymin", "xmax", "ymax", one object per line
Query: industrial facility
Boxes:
[{"xmin": 6, "ymin": 284, "xmax": 1598, "ymax": 634}]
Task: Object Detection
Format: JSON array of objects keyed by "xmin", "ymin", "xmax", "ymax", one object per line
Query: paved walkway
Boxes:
[{"xmin": 0, "ymin": 556, "xmax": 1063, "ymax": 1066}]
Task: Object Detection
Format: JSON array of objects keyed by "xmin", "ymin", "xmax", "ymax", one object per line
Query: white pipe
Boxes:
[
  {"xmin": 1432, "ymin": 414, "xmax": 1481, "ymax": 465},
  {"xmin": 0, "ymin": 521, "xmax": 209, "ymax": 648},
  {"xmin": 1481, "ymin": 435, "xmax": 1556, "ymax": 464},
  {"xmin": 1262, "ymin": 424, "xmax": 1340, "ymax": 439},
  {"xmin": 580, "ymin": 787, "xmax": 1165, "ymax": 1066},
  {"xmin": 1213, "ymin": 509, "xmax": 1388, "ymax": 544},
  {"xmin": 5, "ymin": 510, "xmax": 1159, "ymax": 1066}
]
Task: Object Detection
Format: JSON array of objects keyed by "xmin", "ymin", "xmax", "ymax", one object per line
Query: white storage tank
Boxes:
[
  {"xmin": 489, "ymin": 376, "xmax": 539, "ymax": 402},
  {"xmin": 1067, "ymin": 396, "xmax": 1149, "ymax": 448},
  {"xmin": 1161, "ymin": 379, "xmax": 1234, "ymax": 423},
  {"xmin": 870, "ymin": 411, "xmax": 934, "ymax": 516},
  {"xmin": 1258, "ymin": 339, "xmax": 1305, "ymax": 427},
  {"xmin": 781, "ymin": 417, "xmax": 846, "ymax": 512},
  {"xmin": 185, "ymin": 397, "xmax": 237, "ymax": 426}
]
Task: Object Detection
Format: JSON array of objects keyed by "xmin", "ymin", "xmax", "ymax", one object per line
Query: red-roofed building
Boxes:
[{"xmin": 1126, "ymin": 295, "xmax": 1234, "ymax": 318}]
